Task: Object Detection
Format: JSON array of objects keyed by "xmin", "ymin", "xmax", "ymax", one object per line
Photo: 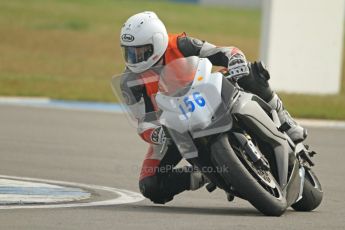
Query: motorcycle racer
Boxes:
[{"xmin": 119, "ymin": 11, "xmax": 307, "ymax": 204}]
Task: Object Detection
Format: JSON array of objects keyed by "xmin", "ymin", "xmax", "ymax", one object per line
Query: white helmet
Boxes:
[{"xmin": 120, "ymin": 11, "xmax": 168, "ymax": 73}]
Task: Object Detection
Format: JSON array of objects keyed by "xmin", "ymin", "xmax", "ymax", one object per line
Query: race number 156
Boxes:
[{"xmin": 179, "ymin": 92, "xmax": 206, "ymax": 118}]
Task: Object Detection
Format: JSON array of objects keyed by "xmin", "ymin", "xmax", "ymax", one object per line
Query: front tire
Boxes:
[
  {"xmin": 291, "ymin": 169, "xmax": 323, "ymax": 211},
  {"xmin": 210, "ymin": 134, "xmax": 287, "ymax": 216}
]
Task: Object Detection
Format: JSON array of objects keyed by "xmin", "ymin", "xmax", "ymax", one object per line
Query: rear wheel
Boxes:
[
  {"xmin": 210, "ymin": 134, "xmax": 287, "ymax": 216},
  {"xmin": 291, "ymin": 169, "xmax": 323, "ymax": 211}
]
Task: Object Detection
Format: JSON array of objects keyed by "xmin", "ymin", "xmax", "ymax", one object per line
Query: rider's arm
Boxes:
[
  {"xmin": 177, "ymin": 36, "xmax": 244, "ymax": 66},
  {"xmin": 177, "ymin": 36, "xmax": 249, "ymax": 79},
  {"xmin": 137, "ymin": 88, "xmax": 165, "ymax": 145}
]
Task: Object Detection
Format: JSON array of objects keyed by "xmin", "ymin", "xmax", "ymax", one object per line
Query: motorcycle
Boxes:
[{"xmin": 111, "ymin": 56, "xmax": 323, "ymax": 216}]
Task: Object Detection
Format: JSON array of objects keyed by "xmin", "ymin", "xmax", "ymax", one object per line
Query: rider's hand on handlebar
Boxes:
[{"xmin": 228, "ymin": 54, "xmax": 250, "ymax": 80}]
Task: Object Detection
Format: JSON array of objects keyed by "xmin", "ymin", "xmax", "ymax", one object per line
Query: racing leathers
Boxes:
[{"xmin": 121, "ymin": 33, "xmax": 306, "ymax": 204}]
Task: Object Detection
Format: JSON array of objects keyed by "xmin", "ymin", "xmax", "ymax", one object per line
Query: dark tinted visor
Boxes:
[{"xmin": 122, "ymin": 44, "xmax": 154, "ymax": 64}]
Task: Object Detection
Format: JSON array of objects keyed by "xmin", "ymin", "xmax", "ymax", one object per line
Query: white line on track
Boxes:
[
  {"xmin": 0, "ymin": 178, "xmax": 91, "ymax": 204},
  {"xmin": 296, "ymin": 119, "xmax": 345, "ymax": 129},
  {"xmin": 0, "ymin": 97, "xmax": 123, "ymax": 113},
  {"xmin": 0, "ymin": 175, "xmax": 145, "ymax": 210}
]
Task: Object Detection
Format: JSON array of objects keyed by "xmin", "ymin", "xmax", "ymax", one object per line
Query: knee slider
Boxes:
[
  {"xmin": 139, "ymin": 176, "xmax": 160, "ymax": 199},
  {"xmin": 139, "ymin": 176, "xmax": 173, "ymax": 204}
]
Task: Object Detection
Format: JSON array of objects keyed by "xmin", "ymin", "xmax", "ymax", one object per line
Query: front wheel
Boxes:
[
  {"xmin": 210, "ymin": 134, "xmax": 287, "ymax": 216},
  {"xmin": 291, "ymin": 168, "xmax": 323, "ymax": 211}
]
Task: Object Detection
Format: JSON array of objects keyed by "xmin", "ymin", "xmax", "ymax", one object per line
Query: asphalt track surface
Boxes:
[{"xmin": 0, "ymin": 105, "xmax": 344, "ymax": 230}]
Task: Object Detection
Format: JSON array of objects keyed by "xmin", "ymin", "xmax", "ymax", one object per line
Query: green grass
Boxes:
[
  {"xmin": 0, "ymin": 0, "xmax": 344, "ymax": 119},
  {"xmin": 279, "ymin": 94, "xmax": 345, "ymax": 120}
]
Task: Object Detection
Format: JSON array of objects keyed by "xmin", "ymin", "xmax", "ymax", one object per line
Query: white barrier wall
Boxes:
[{"xmin": 260, "ymin": 0, "xmax": 345, "ymax": 94}]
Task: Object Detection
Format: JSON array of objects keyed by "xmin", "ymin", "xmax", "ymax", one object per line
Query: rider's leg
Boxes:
[
  {"xmin": 237, "ymin": 62, "xmax": 307, "ymax": 143},
  {"xmin": 267, "ymin": 93, "xmax": 307, "ymax": 143},
  {"xmin": 138, "ymin": 144, "xmax": 207, "ymax": 204}
]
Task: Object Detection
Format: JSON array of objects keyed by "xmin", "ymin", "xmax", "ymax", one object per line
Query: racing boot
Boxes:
[
  {"xmin": 268, "ymin": 93, "xmax": 307, "ymax": 143},
  {"xmin": 190, "ymin": 170, "xmax": 210, "ymax": 191}
]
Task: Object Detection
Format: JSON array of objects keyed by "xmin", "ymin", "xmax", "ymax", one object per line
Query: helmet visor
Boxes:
[{"xmin": 122, "ymin": 44, "xmax": 154, "ymax": 64}]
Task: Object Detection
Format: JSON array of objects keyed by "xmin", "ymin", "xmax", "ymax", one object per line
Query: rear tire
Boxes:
[
  {"xmin": 210, "ymin": 134, "xmax": 287, "ymax": 216},
  {"xmin": 291, "ymin": 169, "xmax": 323, "ymax": 211}
]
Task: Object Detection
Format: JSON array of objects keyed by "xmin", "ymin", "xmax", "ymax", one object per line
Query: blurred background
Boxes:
[{"xmin": 0, "ymin": 0, "xmax": 344, "ymax": 119}]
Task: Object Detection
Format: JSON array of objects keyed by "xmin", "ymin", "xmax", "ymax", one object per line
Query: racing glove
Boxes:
[{"xmin": 228, "ymin": 53, "xmax": 250, "ymax": 80}]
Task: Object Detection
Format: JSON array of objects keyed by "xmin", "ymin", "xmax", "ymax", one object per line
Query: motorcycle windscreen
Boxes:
[
  {"xmin": 158, "ymin": 57, "xmax": 197, "ymax": 96},
  {"xmin": 110, "ymin": 58, "xmax": 198, "ymax": 130},
  {"xmin": 111, "ymin": 66, "xmax": 162, "ymax": 130}
]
